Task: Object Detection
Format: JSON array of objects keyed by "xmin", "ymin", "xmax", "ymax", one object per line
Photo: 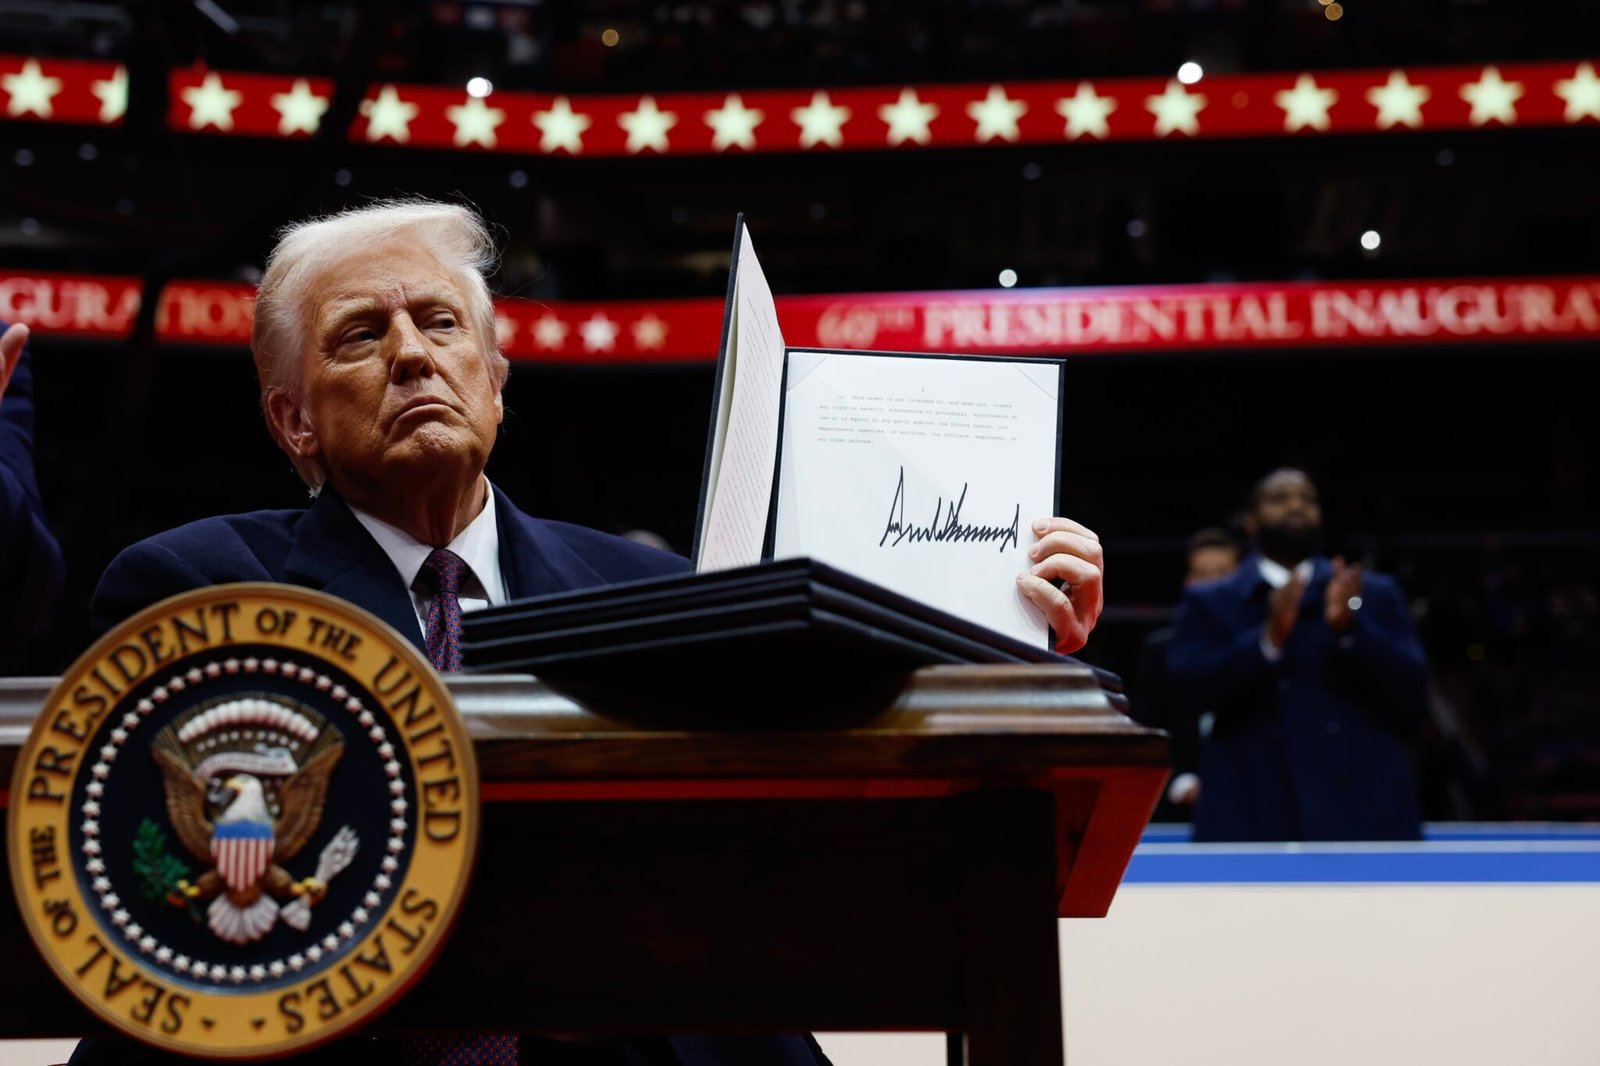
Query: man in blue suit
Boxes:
[
  {"xmin": 1, "ymin": 320, "xmax": 65, "ymax": 644},
  {"xmin": 1167, "ymin": 468, "xmax": 1427, "ymax": 842},
  {"xmin": 84, "ymin": 199, "xmax": 1106, "ymax": 1064}
]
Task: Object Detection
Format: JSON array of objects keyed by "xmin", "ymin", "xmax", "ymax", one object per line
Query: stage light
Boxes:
[
  {"xmin": 1360, "ymin": 230, "xmax": 1381, "ymax": 251},
  {"xmin": 1178, "ymin": 62, "xmax": 1203, "ymax": 85},
  {"xmin": 13, "ymin": 148, "xmax": 33, "ymax": 167},
  {"xmin": 1325, "ymin": 2, "xmax": 1344, "ymax": 20},
  {"xmin": 78, "ymin": 143, "xmax": 98, "ymax": 162},
  {"xmin": 467, "ymin": 77, "xmax": 493, "ymax": 99},
  {"xmin": 1127, "ymin": 219, "xmax": 1148, "ymax": 239},
  {"xmin": 333, "ymin": 168, "xmax": 353, "ymax": 187},
  {"xmin": 509, "ymin": 169, "xmax": 529, "ymax": 189},
  {"xmin": 602, "ymin": 28, "xmax": 620, "ymax": 47},
  {"xmin": 998, "ymin": 269, "xmax": 1018, "ymax": 288},
  {"xmin": 20, "ymin": 218, "xmax": 40, "ymax": 236}
]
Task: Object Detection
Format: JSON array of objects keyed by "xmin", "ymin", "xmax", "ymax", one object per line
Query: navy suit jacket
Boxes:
[
  {"xmin": 87, "ymin": 487, "xmax": 831, "ymax": 1066},
  {"xmin": 92, "ymin": 484, "xmax": 690, "ymax": 640},
  {"xmin": 1, "ymin": 322, "xmax": 65, "ymax": 639},
  {"xmin": 1167, "ymin": 553, "xmax": 1427, "ymax": 842}
]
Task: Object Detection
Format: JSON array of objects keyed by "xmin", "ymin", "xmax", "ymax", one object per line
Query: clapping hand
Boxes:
[{"xmin": 1324, "ymin": 556, "xmax": 1364, "ymax": 633}]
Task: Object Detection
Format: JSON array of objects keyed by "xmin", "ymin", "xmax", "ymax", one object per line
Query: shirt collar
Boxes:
[
  {"xmin": 348, "ymin": 480, "xmax": 505, "ymax": 604},
  {"xmin": 1257, "ymin": 555, "xmax": 1313, "ymax": 590}
]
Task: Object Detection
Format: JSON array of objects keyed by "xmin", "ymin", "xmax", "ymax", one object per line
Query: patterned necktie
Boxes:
[
  {"xmin": 421, "ymin": 548, "xmax": 467, "ymax": 672},
  {"xmin": 411, "ymin": 551, "xmax": 513, "ymax": 1063}
]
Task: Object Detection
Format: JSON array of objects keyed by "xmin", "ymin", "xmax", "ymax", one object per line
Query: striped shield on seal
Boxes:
[{"xmin": 211, "ymin": 821, "xmax": 275, "ymax": 893}]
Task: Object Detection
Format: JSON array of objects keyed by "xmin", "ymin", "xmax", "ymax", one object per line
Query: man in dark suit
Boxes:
[
  {"xmin": 1167, "ymin": 468, "xmax": 1427, "ymax": 842},
  {"xmin": 84, "ymin": 199, "xmax": 1106, "ymax": 1064},
  {"xmin": 1, "ymin": 320, "xmax": 65, "ymax": 645}
]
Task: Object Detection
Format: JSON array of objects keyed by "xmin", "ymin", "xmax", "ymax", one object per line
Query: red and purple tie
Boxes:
[{"xmin": 422, "ymin": 548, "xmax": 467, "ymax": 673}]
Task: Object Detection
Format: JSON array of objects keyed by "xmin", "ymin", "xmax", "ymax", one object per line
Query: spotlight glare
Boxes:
[
  {"xmin": 998, "ymin": 269, "xmax": 1019, "ymax": 289},
  {"xmin": 466, "ymin": 77, "xmax": 493, "ymax": 98},
  {"xmin": 1177, "ymin": 61, "xmax": 1203, "ymax": 85},
  {"xmin": 1360, "ymin": 230, "xmax": 1381, "ymax": 251},
  {"xmin": 601, "ymin": 28, "xmax": 620, "ymax": 47}
]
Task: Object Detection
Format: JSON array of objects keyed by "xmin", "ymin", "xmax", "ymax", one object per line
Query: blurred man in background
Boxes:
[
  {"xmin": 1135, "ymin": 527, "xmax": 1241, "ymax": 820},
  {"xmin": 0, "ymin": 321, "xmax": 65, "ymax": 649},
  {"xmin": 1168, "ymin": 468, "xmax": 1427, "ymax": 841}
]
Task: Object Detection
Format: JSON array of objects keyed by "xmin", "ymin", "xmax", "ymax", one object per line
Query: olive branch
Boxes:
[{"xmin": 131, "ymin": 819, "xmax": 190, "ymax": 904}]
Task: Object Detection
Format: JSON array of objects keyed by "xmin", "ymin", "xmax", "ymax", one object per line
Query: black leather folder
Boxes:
[{"xmin": 461, "ymin": 557, "xmax": 1125, "ymax": 726}]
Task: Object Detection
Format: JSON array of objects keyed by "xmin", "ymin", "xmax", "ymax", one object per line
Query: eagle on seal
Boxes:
[{"xmin": 153, "ymin": 716, "xmax": 343, "ymax": 945}]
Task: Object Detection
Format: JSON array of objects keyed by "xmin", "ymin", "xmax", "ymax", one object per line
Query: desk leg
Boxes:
[{"xmin": 949, "ymin": 790, "xmax": 1064, "ymax": 1066}]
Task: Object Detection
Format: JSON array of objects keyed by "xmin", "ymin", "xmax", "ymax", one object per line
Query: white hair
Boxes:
[{"xmin": 251, "ymin": 198, "xmax": 511, "ymax": 488}]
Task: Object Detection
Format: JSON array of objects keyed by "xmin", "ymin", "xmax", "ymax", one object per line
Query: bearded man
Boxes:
[{"xmin": 1168, "ymin": 468, "xmax": 1428, "ymax": 842}]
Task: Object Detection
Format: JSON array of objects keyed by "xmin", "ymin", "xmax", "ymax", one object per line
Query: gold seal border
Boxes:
[{"xmin": 7, "ymin": 583, "xmax": 480, "ymax": 1060}]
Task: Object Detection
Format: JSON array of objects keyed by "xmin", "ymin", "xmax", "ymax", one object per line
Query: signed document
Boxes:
[
  {"xmin": 693, "ymin": 218, "xmax": 1065, "ymax": 648},
  {"xmin": 774, "ymin": 350, "xmax": 1062, "ymax": 646}
]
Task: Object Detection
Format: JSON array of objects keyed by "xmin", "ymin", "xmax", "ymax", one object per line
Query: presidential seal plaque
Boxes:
[{"xmin": 8, "ymin": 584, "xmax": 480, "ymax": 1059}]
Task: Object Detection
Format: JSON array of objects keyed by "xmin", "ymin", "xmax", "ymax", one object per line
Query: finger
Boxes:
[
  {"xmin": 1030, "ymin": 516, "xmax": 1099, "ymax": 543},
  {"xmin": 1027, "ymin": 530, "xmax": 1104, "ymax": 569},
  {"xmin": 0, "ymin": 323, "xmax": 24, "ymax": 394},
  {"xmin": 1016, "ymin": 572, "xmax": 1090, "ymax": 653},
  {"xmin": 1029, "ymin": 554, "xmax": 1105, "ymax": 627},
  {"xmin": 0, "ymin": 322, "xmax": 26, "ymax": 361},
  {"xmin": 1029, "ymin": 550, "xmax": 1102, "ymax": 590}
]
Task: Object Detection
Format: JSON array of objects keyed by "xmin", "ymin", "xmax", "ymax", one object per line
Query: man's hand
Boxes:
[
  {"xmin": 0, "ymin": 322, "xmax": 27, "ymax": 403},
  {"xmin": 1018, "ymin": 516, "xmax": 1104, "ymax": 654},
  {"xmin": 1324, "ymin": 556, "xmax": 1365, "ymax": 633},
  {"xmin": 1266, "ymin": 568, "xmax": 1307, "ymax": 651}
]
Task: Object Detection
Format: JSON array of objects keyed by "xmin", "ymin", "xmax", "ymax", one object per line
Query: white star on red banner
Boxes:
[
  {"xmin": 1055, "ymin": 82, "xmax": 1116, "ymax": 140},
  {"xmin": 3, "ymin": 59, "xmax": 63, "ymax": 118},
  {"xmin": 182, "ymin": 72, "xmax": 243, "ymax": 131},
  {"xmin": 4, "ymin": 54, "xmax": 1599, "ymax": 153},
  {"xmin": 532, "ymin": 96, "xmax": 589, "ymax": 154},
  {"xmin": 705, "ymin": 93, "xmax": 764, "ymax": 151},
  {"xmin": 879, "ymin": 88, "xmax": 938, "ymax": 146},
  {"xmin": 1146, "ymin": 80, "xmax": 1205, "ymax": 137}
]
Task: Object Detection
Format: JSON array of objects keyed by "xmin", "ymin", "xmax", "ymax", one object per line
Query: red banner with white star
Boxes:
[
  {"xmin": 3, "ymin": 55, "xmax": 1599, "ymax": 151},
  {"xmin": 5, "ymin": 270, "xmax": 1599, "ymax": 360}
]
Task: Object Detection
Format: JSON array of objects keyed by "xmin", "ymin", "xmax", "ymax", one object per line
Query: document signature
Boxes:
[{"xmin": 878, "ymin": 466, "xmax": 1021, "ymax": 553}]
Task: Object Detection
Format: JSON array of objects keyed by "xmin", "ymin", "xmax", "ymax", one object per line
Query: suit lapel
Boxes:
[
  {"xmin": 282, "ymin": 491, "xmax": 427, "ymax": 652},
  {"xmin": 493, "ymin": 485, "xmax": 606, "ymax": 600}
]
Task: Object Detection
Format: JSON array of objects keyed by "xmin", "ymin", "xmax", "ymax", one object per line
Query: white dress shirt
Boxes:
[
  {"xmin": 349, "ymin": 480, "xmax": 507, "ymax": 639},
  {"xmin": 1257, "ymin": 556, "xmax": 1313, "ymax": 662}
]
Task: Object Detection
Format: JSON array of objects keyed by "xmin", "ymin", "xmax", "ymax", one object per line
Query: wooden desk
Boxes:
[{"xmin": 2, "ymin": 666, "xmax": 1166, "ymax": 1066}]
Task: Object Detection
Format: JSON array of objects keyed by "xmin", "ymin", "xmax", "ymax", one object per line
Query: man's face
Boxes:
[
  {"xmin": 1247, "ymin": 470, "xmax": 1322, "ymax": 562},
  {"xmin": 1251, "ymin": 470, "xmax": 1321, "ymax": 536},
  {"xmin": 1185, "ymin": 545, "xmax": 1240, "ymax": 586},
  {"xmin": 287, "ymin": 242, "xmax": 503, "ymax": 493}
]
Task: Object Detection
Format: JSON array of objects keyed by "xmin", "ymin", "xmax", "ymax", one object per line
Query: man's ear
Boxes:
[{"xmin": 264, "ymin": 388, "xmax": 321, "ymax": 464}]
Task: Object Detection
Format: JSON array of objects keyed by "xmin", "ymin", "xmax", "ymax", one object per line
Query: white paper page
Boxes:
[
  {"xmin": 696, "ymin": 225, "xmax": 787, "ymax": 572},
  {"xmin": 775, "ymin": 352, "xmax": 1060, "ymax": 646}
]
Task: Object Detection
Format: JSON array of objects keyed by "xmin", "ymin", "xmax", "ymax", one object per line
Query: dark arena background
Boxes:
[{"xmin": 2, "ymin": 1, "xmax": 1597, "ymax": 828}]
